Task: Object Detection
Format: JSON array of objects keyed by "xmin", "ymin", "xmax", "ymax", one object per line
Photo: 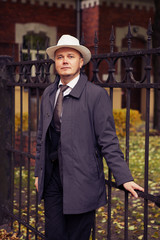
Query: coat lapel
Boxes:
[
  {"xmin": 48, "ymin": 75, "xmax": 60, "ymax": 112},
  {"xmin": 42, "ymin": 76, "xmax": 60, "ymax": 137},
  {"xmin": 46, "ymin": 73, "xmax": 87, "ymax": 116},
  {"xmin": 69, "ymin": 73, "xmax": 88, "ymax": 99}
]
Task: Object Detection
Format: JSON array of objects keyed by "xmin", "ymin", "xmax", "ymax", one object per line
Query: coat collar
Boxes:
[
  {"xmin": 69, "ymin": 73, "xmax": 88, "ymax": 99},
  {"xmin": 48, "ymin": 73, "xmax": 88, "ymax": 104}
]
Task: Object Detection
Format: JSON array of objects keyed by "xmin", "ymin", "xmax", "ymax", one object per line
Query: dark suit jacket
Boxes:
[{"xmin": 35, "ymin": 73, "xmax": 133, "ymax": 214}]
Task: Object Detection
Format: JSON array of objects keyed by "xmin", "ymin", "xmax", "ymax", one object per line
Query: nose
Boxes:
[{"xmin": 63, "ymin": 56, "xmax": 68, "ymax": 64}]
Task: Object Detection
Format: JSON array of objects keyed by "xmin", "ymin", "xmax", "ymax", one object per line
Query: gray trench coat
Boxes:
[{"xmin": 35, "ymin": 73, "xmax": 133, "ymax": 214}]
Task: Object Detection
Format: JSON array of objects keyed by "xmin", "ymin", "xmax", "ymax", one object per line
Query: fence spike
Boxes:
[
  {"xmin": 147, "ymin": 18, "xmax": 153, "ymax": 36},
  {"xmin": 147, "ymin": 18, "xmax": 153, "ymax": 49},
  {"xmin": 27, "ymin": 42, "xmax": 31, "ymax": 61},
  {"xmin": 127, "ymin": 23, "xmax": 133, "ymax": 51},
  {"xmin": 46, "ymin": 38, "xmax": 49, "ymax": 59},
  {"xmin": 36, "ymin": 41, "xmax": 40, "ymax": 60},
  {"xmin": 109, "ymin": 26, "xmax": 115, "ymax": 53},
  {"xmin": 20, "ymin": 44, "xmax": 23, "ymax": 61}
]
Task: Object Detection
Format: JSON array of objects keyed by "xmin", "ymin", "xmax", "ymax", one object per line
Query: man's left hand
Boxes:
[{"xmin": 123, "ymin": 181, "xmax": 144, "ymax": 198}]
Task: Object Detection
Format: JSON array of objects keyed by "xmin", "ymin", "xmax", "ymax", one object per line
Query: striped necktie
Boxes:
[{"xmin": 53, "ymin": 85, "xmax": 68, "ymax": 131}]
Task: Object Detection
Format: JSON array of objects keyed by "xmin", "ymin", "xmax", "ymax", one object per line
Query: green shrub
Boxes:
[{"xmin": 113, "ymin": 109, "xmax": 142, "ymax": 137}]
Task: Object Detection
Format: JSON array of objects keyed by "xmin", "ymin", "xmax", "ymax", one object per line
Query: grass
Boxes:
[
  {"xmin": 1, "ymin": 132, "xmax": 160, "ymax": 239},
  {"xmin": 95, "ymin": 133, "xmax": 160, "ymax": 239}
]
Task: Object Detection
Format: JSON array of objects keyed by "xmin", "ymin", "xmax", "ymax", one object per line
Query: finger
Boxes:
[
  {"xmin": 129, "ymin": 188, "xmax": 138, "ymax": 198},
  {"xmin": 132, "ymin": 183, "xmax": 144, "ymax": 192},
  {"xmin": 129, "ymin": 185, "xmax": 144, "ymax": 197},
  {"xmin": 136, "ymin": 186, "xmax": 144, "ymax": 192}
]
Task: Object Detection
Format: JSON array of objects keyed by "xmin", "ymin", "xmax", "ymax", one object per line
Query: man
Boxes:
[{"xmin": 35, "ymin": 34, "xmax": 144, "ymax": 240}]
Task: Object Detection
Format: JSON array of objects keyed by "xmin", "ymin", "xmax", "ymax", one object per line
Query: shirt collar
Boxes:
[{"xmin": 59, "ymin": 74, "xmax": 80, "ymax": 89}]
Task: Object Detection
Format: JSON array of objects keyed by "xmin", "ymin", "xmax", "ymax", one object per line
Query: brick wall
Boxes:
[
  {"xmin": 0, "ymin": 1, "xmax": 155, "ymax": 56},
  {"xmin": 81, "ymin": 3, "xmax": 154, "ymax": 52},
  {"xmin": 0, "ymin": 1, "xmax": 76, "ymax": 56},
  {"xmin": 81, "ymin": 2, "xmax": 154, "ymax": 80},
  {"xmin": 81, "ymin": 5, "xmax": 99, "ymax": 51}
]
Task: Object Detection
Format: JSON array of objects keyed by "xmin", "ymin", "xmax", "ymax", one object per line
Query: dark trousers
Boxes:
[{"xmin": 44, "ymin": 162, "xmax": 95, "ymax": 240}]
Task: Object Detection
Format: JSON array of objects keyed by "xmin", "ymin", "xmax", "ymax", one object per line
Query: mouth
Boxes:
[{"xmin": 61, "ymin": 67, "xmax": 71, "ymax": 70}]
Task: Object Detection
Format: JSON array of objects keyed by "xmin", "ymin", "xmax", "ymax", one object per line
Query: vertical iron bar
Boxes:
[
  {"xmin": 124, "ymin": 88, "xmax": 130, "ymax": 240},
  {"xmin": 27, "ymin": 88, "xmax": 31, "ymax": 239},
  {"xmin": 144, "ymin": 88, "xmax": 150, "ymax": 240},
  {"xmin": 11, "ymin": 84, "xmax": 15, "ymax": 230},
  {"xmin": 144, "ymin": 19, "xmax": 152, "ymax": 239},
  {"xmin": 107, "ymin": 168, "xmax": 112, "ymax": 240},
  {"xmin": 35, "ymin": 87, "xmax": 40, "ymax": 240},
  {"xmin": 107, "ymin": 28, "xmax": 115, "ymax": 238},
  {"xmin": 124, "ymin": 22, "xmax": 133, "ymax": 239},
  {"xmin": 107, "ymin": 88, "xmax": 113, "ymax": 240},
  {"xmin": 18, "ymin": 86, "xmax": 23, "ymax": 235}
]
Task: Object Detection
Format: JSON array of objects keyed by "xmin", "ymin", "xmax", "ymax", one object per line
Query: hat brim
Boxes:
[{"xmin": 46, "ymin": 45, "xmax": 91, "ymax": 65}]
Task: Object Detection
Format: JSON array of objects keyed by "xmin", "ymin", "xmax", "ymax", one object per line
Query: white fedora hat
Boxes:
[{"xmin": 46, "ymin": 34, "xmax": 91, "ymax": 65}]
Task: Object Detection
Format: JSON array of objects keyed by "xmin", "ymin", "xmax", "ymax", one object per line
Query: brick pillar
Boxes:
[{"xmin": 0, "ymin": 56, "xmax": 13, "ymax": 225}]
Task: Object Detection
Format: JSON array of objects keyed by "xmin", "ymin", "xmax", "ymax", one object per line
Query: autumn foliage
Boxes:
[{"xmin": 113, "ymin": 108, "xmax": 142, "ymax": 137}]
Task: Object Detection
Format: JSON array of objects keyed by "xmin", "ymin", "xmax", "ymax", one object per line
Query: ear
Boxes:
[{"xmin": 80, "ymin": 58, "xmax": 84, "ymax": 68}]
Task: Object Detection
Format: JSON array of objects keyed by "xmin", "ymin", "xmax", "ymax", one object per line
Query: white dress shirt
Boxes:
[{"xmin": 54, "ymin": 75, "xmax": 80, "ymax": 107}]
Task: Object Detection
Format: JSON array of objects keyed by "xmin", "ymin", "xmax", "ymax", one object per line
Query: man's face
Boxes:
[{"xmin": 54, "ymin": 47, "xmax": 83, "ymax": 82}]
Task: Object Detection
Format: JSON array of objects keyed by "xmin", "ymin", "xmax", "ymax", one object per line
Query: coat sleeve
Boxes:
[
  {"xmin": 34, "ymin": 95, "xmax": 44, "ymax": 177},
  {"xmin": 93, "ymin": 88, "xmax": 133, "ymax": 186}
]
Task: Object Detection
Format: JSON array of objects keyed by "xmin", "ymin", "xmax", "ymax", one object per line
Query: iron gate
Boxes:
[{"xmin": 1, "ymin": 20, "xmax": 160, "ymax": 240}]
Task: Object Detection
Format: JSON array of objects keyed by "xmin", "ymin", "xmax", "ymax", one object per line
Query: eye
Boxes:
[
  {"xmin": 56, "ymin": 55, "xmax": 63, "ymax": 59},
  {"xmin": 68, "ymin": 55, "xmax": 74, "ymax": 58}
]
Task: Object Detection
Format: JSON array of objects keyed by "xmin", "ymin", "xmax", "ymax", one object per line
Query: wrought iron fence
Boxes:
[{"xmin": 1, "ymin": 19, "xmax": 160, "ymax": 240}]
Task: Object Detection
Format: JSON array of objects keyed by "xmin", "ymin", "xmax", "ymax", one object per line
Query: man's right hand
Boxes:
[{"xmin": 35, "ymin": 177, "xmax": 38, "ymax": 192}]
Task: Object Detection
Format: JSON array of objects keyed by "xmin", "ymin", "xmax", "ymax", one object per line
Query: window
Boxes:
[
  {"xmin": 22, "ymin": 33, "xmax": 49, "ymax": 79},
  {"xmin": 22, "ymin": 32, "xmax": 49, "ymax": 61}
]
